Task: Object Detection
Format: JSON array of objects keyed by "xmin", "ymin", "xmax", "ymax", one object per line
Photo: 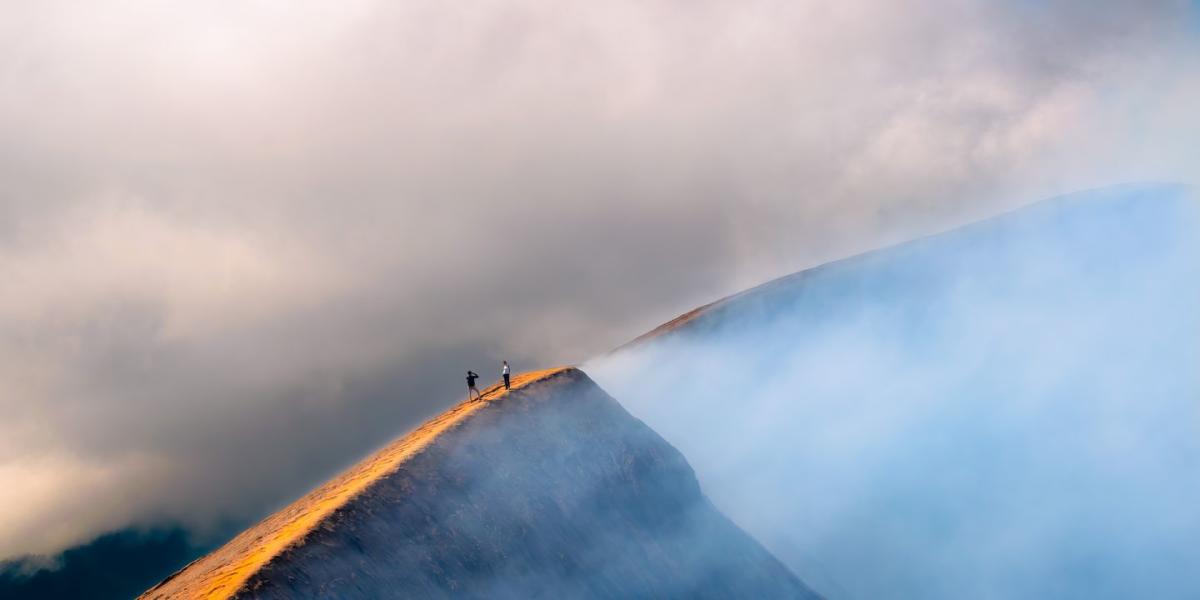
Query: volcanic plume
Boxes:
[{"xmin": 590, "ymin": 183, "xmax": 1200, "ymax": 598}]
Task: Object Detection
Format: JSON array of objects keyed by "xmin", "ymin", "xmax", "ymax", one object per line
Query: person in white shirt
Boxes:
[{"xmin": 502, "ymin": 361, "xmax": 511, "ymax": 390}]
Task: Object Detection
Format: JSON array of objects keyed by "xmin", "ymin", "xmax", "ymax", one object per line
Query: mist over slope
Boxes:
[
  {"xmin": 143, "ymin": 368, "xmax": 816, "ymax": 599},
  {"xmin": 589, "ymin": 184, "xmax": 1200, "ymax": 599}
]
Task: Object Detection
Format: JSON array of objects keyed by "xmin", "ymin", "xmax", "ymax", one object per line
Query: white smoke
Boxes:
[{"xmin": 589, "ymin": 185, "xmax": 1200, "ymax": 599}]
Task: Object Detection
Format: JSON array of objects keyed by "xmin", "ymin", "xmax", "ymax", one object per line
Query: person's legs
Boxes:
[{"xmin": 503, "ymin": 374, "xmax": 510, "ymax": 389}]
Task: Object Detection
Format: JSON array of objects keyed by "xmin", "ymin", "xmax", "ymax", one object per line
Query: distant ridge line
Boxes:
[{"xmin": 614, "ymin": 182, "xmax": 1194, "ymax": 353}]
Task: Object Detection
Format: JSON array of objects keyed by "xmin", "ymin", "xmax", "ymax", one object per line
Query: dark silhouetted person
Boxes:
[
  {"xmin": 466, "ymin": 370, "xmax": 481, "ymax": 401},
  {"xmin": 502, "ymin": 361, "xmax": 511, "ymax": 390}
]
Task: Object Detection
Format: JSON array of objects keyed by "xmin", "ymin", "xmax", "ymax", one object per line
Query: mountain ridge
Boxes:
[
  {"xmin": 142, "ymin": 367, "xmax": 817, "ymax": 599},
  {"xmin": 141, "ymin": 367, "xmax": 570, "ymax": 599}
]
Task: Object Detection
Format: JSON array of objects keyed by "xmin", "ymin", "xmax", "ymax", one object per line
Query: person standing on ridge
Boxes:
[
  {"xmin": 502, "ymin": 361, "xmax": 511, "ymax": 390},
  {"xmin": 466, "ymin": 370, "xmax": 481, "ymax": 401}
]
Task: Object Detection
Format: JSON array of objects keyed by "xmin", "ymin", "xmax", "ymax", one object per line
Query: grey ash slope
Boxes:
[{"xmin": 234, "ymin": 368, "xmax": 816, "ymax": 599}]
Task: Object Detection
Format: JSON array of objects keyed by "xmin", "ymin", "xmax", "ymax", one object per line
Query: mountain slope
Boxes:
[
  {"xmin": 590, "ymin": 183, "xmax": 1200, "ymax": 599},
  {"xmin": 142, "ymin": 368, "xmax": 817, "ymax": 599}
]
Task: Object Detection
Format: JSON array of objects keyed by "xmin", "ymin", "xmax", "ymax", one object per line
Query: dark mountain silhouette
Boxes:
[{"xmin": 0, "ymin": 528, "xmax": 206, "ymax": 600}]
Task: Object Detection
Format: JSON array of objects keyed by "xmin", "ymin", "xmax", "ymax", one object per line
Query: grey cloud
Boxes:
[{"xmin": 0, "ymin": 0, "xmax": 1197, "ymax": 559}]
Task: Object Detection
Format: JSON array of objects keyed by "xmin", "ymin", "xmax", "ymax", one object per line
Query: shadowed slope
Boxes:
[
  {"xmin": 142, "ymin": 368, "xmax": 816, "ymax": 599},
  {"xmin": 0, "ymin": 528, "xmax": 205, "ymax": 600}
]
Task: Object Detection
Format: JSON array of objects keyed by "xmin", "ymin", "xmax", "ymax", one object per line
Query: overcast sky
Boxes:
[{"xmin": 2, "ymin": 0, "xmax": 1198, "ymax": 560}]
